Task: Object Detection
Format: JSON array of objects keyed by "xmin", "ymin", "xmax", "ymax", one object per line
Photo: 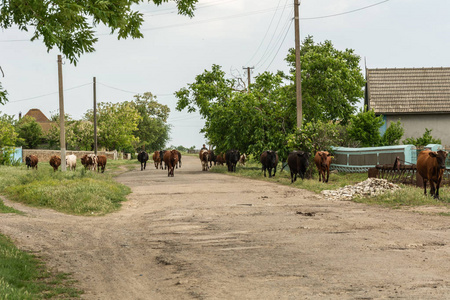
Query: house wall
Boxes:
[{"xmin": 385, "ymin": 114, "xmax": 450, "ymax": 146}]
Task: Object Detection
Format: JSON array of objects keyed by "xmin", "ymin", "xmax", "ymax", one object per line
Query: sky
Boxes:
[{"xmin": 1, "ymin": 0, "xmax": 450, "ymax": 149}]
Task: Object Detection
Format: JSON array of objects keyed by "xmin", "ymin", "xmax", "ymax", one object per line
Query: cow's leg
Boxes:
[
  {"xmin": 422, "ymin": 179, "xmax": 427, "ymax": 196},
  {"xmin": 273, "ymin": 165, "xmax": 277, "ymax": 177},
  {"xmin": 290, "ymin": 172, "xmax": 294, "ymax": 183},
  {"xmin": 429, "ymin": 180, "xmax": 437, "ymax": 198},
  {"xmin": 435, "ymin": 179, "xmax": 441, "ymax": 199},
  {"xmin": 326, "ymin": 168, "xmax": 329, "ymax": 183},
  {"xmin": 318, "ymin": 171, "xmax": 322, "ymax": 182},
  {"xmin": 268, "ymin": 167, "xmax": 272, "ymax": 178},
  {"xmin": 263, "ymin": 166, "xmax": 266, "ymax": 177}
]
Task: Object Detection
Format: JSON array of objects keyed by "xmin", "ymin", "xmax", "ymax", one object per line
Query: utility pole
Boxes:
[
  {"xmin": 57, "ymin": 55, "xmax": 66, "ymax": 171},
  {"xmin": 93, "ymin": 77, "xmax": 97, "ymax": 155},
  {"xmin": 242, "ymin": 66, "xmax": 254, "ymax": 92},
  {"xmin": 294, "ymin": 0, "xmax": 302, "ymax": 129}
]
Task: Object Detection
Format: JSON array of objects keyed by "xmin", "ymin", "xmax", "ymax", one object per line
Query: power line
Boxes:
[
  {"xmin": 265, "ymin": 15, "xmax": 294, "ymax": 71},
  {"xmin": 252, "ymin": 0, "xmax": 291, "ymax": 68},
  {"xmin": 301, "ymin": 0, "xmax": 390, "ymax": 20},
  {"xmin": 8, "ymin": 82, "xmax": 91, "ymax": 103}
]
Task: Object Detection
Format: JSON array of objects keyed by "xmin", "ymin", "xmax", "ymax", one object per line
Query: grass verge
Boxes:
[
  {"xmin": 210, "ymin": 161, "xmax": 450, "ymax": 211},
  {"xmin": 0, "ymin": 233, "xmax": 82, "ymax": 299},
  {"xmin": 0, "ymin": 160, "xmax": 133, "ymax": 216}
]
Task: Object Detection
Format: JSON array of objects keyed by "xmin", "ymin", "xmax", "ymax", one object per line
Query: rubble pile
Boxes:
[{"xmin": 321, "ymin": 178, "xmax": 401, "ymax": 201}]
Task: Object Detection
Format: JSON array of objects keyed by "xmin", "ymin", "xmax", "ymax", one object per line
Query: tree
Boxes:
[
  {"xmin": 0, "ymin": 113, "xmax": 17, "ymax": 147},
  {"xmin": 176, "ymin": 66, "xmax": 295, "ymax": 160},
  {"xmin": 131, "ymin": 92, "xmax": 171, "ymax": 151},
  {"xmin": 381, "ymin": 120, "xmax": 404, "ymax": 146},
  {"xmin": 0, "ymin": 0, "xmax": 198, "ymax": 104},
  {"xmin": 285, "ymin": 36, "xmax": 365, "ymax": 124},
  {"xmin": 85, "ymin": 102, "xmax": 140, "ymax": 151},
  {"xmin": 15, "ymin": 116, "xmax": 43, "ymax": 149},
  {"xmin": 346, "ymin": 108, "xmax": 384, "ymax": 147}
]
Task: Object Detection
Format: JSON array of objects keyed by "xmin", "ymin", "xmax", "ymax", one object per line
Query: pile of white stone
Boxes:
[{"xmin": 321, "ymin": 178, "xmax": 401, "ymax": 201}]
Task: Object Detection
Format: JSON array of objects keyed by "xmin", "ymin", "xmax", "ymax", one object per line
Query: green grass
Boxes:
[
  {"xmin": 211, "ymin": 160, "xmax": 450, "ymax": 212},
  {"xmin": 0, "ymin": 159, "xmax": 133, "ymax": 216},
  {"xmin": 0, "ymin": 233, "xmax": 82, "ymax": 299}
]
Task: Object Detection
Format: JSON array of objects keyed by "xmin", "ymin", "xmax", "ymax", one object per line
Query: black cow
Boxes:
[
  {"xmin": 159, "ymin": 150, "xmax": 165, "ymax": 169},
  {"xmin": 287, "ymin": 151, "xmax": 310, "ymax": 183},
  {"xmin": 208, "ymin": 150, "xmax": 216, "ymax": 168},
  {"xmin": 225, "ymin": 149, "xmax": 240, "ymax": 172},
  {"xmin": 137, "ymin": 151, "xmax": 149, "ymax": 171},
  {"xmin": 260, "ymin": 150, "xmax": 279, "ymax": 178},
  {"xmin": 175, "ymin": 150, "xmax": 182, "ymax": 169}
]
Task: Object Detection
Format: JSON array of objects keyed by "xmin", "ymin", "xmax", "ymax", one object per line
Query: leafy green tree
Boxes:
[
  {"xmin": 347, "ymin": 108, "xmax": 384, "ymax": 147},
  {"xmin": 85, "ymin": 102, "xmax": 140, "ymax": 151},
  {"xmin": 285, "ymin": 35, "xmax": 365, "ymax": 124},
  {"xmin": 403, "ymin": 128, "xmax": 441, "ymax": 147},
  {"xmin": 176, "ymin": 66, "xmax": 295, "ymax": 160},
  {"xmin": 0, "ymin": 117, "xmax": 17, "ymax": 147},
  {"xmin": 15, "ymin": 116, "xmax": 43, "ymax": 149},
  {"xmin": 381, "ymin": 120, "xmax": 404, "ymax": 146},
  {"xmin": 130, "ymin": 92, "xmax": 171, "ymax": 151},
  {"xmin": 0, "ymin": 0, "xmax": 198, "ymax": 104},
  {"xmin": 0, "ymin": 82, "xmax": 7, "ymax": 106}
]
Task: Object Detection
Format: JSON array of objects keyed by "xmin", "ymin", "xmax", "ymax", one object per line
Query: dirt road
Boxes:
[{"xmin": 1, "ymin": 155, "xmax": 450, "ymax": 299}]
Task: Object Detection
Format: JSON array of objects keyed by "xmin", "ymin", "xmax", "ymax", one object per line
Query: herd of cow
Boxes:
[
  {"xmin": 135, "ymin": 147, "xmax": 334, "ymax": 185},
  {"xmin": 137, "ymin": 150, "xmax": 182, "ymax": 177},
  {"xmin": 25, "ymin": 154, "xmax": 107, "ymax": 173}
]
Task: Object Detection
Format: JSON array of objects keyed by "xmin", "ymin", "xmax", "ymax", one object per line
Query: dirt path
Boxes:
[{"xmin": 1, "ymin": 156, "xmax": 450, "ymax": 299}]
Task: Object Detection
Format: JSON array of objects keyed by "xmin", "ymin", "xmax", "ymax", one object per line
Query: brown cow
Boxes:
[
  {"xmin": 25, "ymin": 155, "xmax": 38, "ymax": 170},
  {"xmin": 314, "ymin": 151, "xmax": 332, "ymax": 183},
  {"xmin": 152, "ymin": 151, "xmax": 161, "ymax": 169},
  {"xmin": 163, "ymin": 150, "xmax": 179, "ymax": 177},
  {"xmin": 199, "ymin": 149, "xmax": 209, "ymax": 171},
  {"xmin": 49, "ymin": 155, "xmax": 61, "ymax": 172},
  {"xmin": 216, "ymin": 153, "xmax": 226, "ymax": 166},
  {"xmin": 97, "ymin": 155, "xmax": 107, "ymax": 173},
  {"xmin": 417, "ymin": 150, "xmax": 448, "ymax": 199}
]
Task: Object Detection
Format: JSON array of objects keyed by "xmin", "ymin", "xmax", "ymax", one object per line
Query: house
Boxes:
[
  {"xmin": 365, "ymin": 67, "xmax": 450, "ymax": 146},
  {"xmin": 23, "ymin": 108, "xmax": 54, "ymax": 133}
]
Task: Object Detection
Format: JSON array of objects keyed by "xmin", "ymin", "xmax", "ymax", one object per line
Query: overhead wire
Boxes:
[
  {"xmin": 0, "ymin": 1, "xmax": 390, "ymax": 42},
  {"xmin": 252, "ymin": 0, "xmax": 291, "ymax": 69},
  {"xmin": 244, "ymin": 0, "xmax": 283, "ymax": 66}
]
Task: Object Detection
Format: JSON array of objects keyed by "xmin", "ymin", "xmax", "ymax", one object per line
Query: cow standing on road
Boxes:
[
  {"xmin": 260, "ymin": 150, "xmax": 278, "ymax": 178},
  {"xmin": 137, "ymin": 151, "xmax": 149, "ymax": 171},
  {"xmin": 199, "ymin": 149, "xmax": 209, "ymax": 171},
  {"xmin": 417, "ymin": 150, "xmax": 448, "ymax": 199},
  {"xmin": 314, "ymin": 151, "xmax": 332, "ymax": 183},
  {"xmin": 163, "ymin": 150, "xmax": 179, "ymax": 177},
  {"xmin": 287, "ymin": 151, "xmax": 310, "ymax": 183},
  {"xmin": 225, "ymin": 150, "xmax": 240, "ymax": 172}
]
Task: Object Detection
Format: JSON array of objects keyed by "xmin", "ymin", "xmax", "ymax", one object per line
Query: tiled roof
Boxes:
[
  {"xmin": 366, "ymin": 67, "xmax": 450, "ymax": 114},
  {"xmin": 24, "ymin": 109, "xmax": 50, "ymax": 122},
  {"xmin": 23, "ymin": 109, "xmax": 53, "ymax": 133}
]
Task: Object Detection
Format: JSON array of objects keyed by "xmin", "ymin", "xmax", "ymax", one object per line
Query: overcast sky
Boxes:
[{"xmin": 1, "ymin": 0, "xmax": 449, "ymax": 149}]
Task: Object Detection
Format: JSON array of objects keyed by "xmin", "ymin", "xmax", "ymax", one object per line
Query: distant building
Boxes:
[
  {"xmin": 23, "ymin": 108, "xmax": 54, "ymax": 133},
  {"xmin": 365, "ymin": 67, "xmax": 450, "ymax": 146}
]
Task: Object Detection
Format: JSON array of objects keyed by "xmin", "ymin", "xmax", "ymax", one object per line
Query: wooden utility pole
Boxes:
[
  {"xmin": 294, "ymin": 0, "xmax": 302, "ymax": 128},
  {"xmin": 57, "ymin": 55, "xmax": 66, "ymax": 171},
  {"xmin": 93, "ymin": 77, "xmax": 97, "ymax": 155},
  {"xmin": 242, "ymin": 66, "xmax": 254, "ymax": 92}
]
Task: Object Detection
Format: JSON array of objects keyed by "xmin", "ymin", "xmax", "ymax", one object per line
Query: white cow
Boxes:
[{"xmin": 66, "ymin": 154, "xmax": 77, "ymax": 171}]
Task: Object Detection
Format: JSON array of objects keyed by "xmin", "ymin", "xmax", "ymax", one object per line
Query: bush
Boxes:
[{"xmin": 403, "ymin": 128, "xmax": 441, "ymax": 147}]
